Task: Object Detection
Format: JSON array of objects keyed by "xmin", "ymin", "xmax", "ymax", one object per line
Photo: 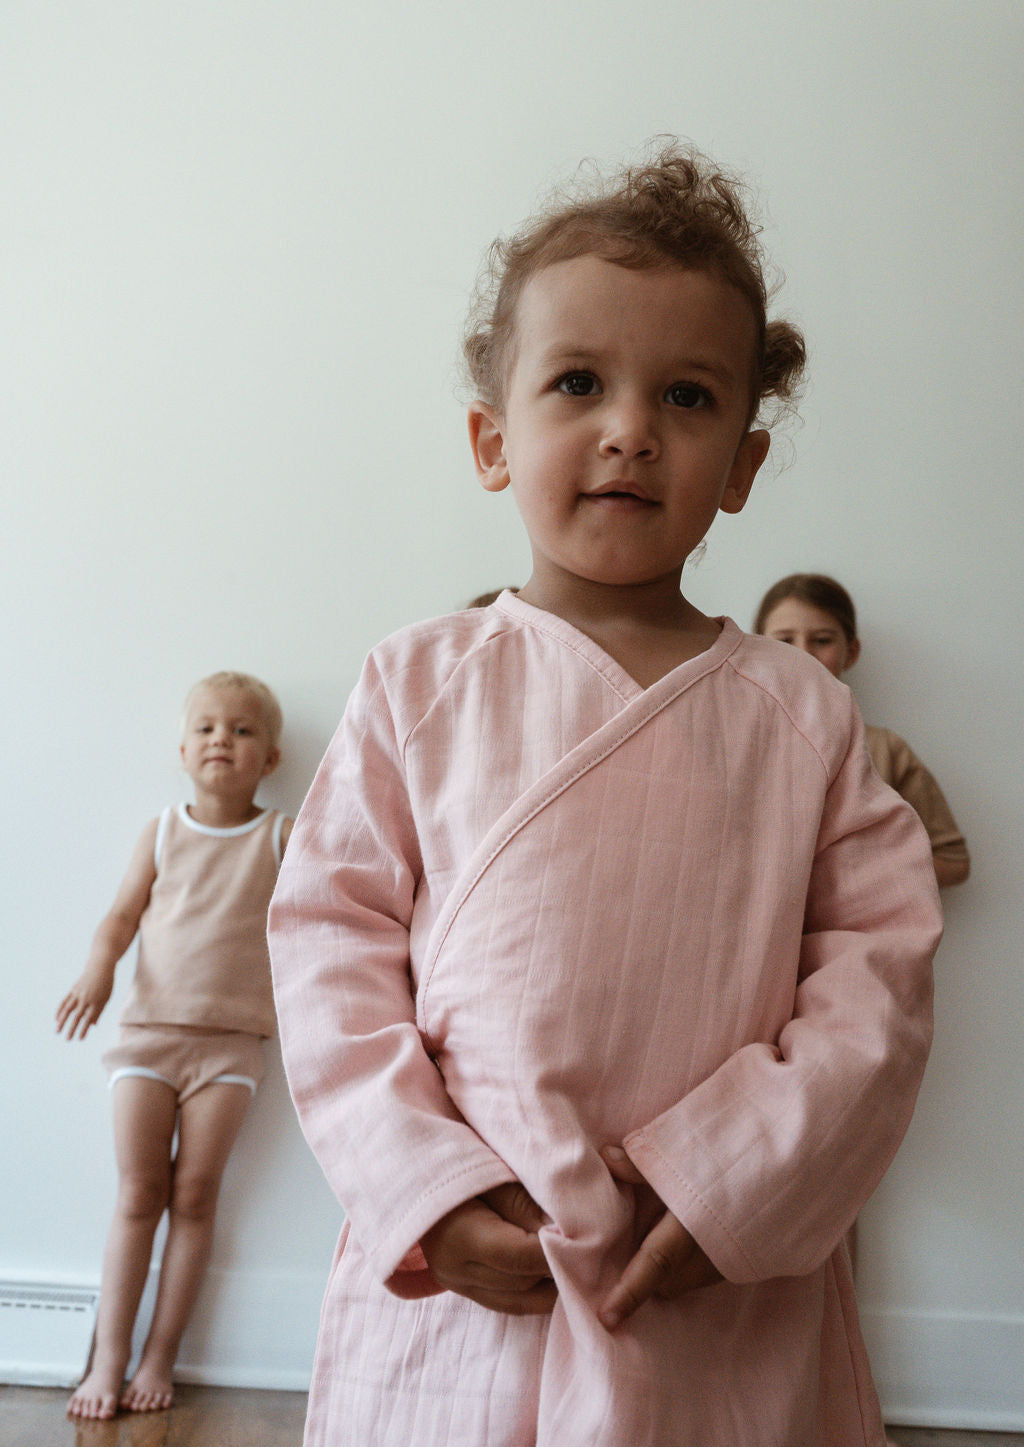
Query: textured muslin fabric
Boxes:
[{"xmin": 269, "ymin": 594, "xmax": 942, "ymax": 1447}]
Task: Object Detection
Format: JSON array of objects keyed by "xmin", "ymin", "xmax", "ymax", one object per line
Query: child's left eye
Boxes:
[
  {"xmin": 665, "ymin": 382, "xmax": 711, "ymax": 409},
  {"xmin": 556, "ymin": 372, "xmax": 599, "ymax": 397}
]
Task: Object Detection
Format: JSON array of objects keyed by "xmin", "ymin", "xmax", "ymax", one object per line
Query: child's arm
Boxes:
[
  {"xmin": 891, "ymin": 740, "xmax": 971, "ymax": 887},
  {"xmin": 269, "ymin": 653, "xmax": 522, "ymax": 1298},
  {"xmin": 55, "ymin": 819, "xmax": 158, "ymax": 1041},
  {"xmin": 873, "ymin": 728, "xmax": 970, "ymax": 888},
  {"xmin": 611, "ymin": 698, "xmax": 941, "ymax": 1290}
]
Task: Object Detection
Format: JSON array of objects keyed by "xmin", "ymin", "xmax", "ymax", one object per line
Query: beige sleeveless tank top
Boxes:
[{"xmin": 122, "ymin": 804, "xmax": 284, "ymax": 1036}]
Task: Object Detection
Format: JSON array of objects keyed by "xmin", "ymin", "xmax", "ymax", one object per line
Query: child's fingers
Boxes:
[
  {"xmin": 57, "ymin": 996, "xmax": 98, "ymax": 1040},
  {"xmin": 55, "ymin": 995, "xmax": 81, "ymax": 1036},
  {"xmin": 598, "ymin": 1215, "xmax": 678, "ymax": 1330},
  {"xmin": 481, "ymin": 1181, "xmax": 550, "ymax": 1233},
  {"xmin": 456, "ymin": 1276, "xmax": 558, "ymax": 1316},
  {"xmin": 598, "ymin": 1213, "xmax": 720, "ymax": 1330},
  {"xmin": 600, "ymin": 1145, "xmax": 647, "ymax": 1186},
  {"xmin": 467, "ymin": 1216, "xmax": 550, "ymax": 1280},
  {"xmin": 71, "ymin": 1008, "xmax": 97, "ymax": 1040}
]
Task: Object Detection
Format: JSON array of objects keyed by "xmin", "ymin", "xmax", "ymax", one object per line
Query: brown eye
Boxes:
[
  {"xmin": 557, "ymin": 372, "xmax": 599, "ymax": 397},
  {"xmin": 665, "ymin": 382, "xmax": 710, "ymax": 409}
]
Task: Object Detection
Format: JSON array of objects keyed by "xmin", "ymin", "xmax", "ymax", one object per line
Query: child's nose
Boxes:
[{"xmin": 597, "ymin": 398, "xmax": 659, "ymax": 460}]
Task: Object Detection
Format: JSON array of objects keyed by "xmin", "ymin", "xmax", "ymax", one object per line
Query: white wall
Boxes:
[{"xmin": 3, "ymin": 0, "xmax": 1021, "ymax": 1426}]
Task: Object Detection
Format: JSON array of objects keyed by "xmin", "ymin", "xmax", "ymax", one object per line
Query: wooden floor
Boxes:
[
  {"xmin": 0, "ymin": 1385, "xmax": 307, "ymax": 1447},
  {"xmin": 1, "ymin": 1384, "xmax": 1021, "ymax": 1447}
]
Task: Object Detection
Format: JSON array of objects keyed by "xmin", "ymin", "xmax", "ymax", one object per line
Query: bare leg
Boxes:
[
  {"xmin": 67, "ymin": 1077, "xmax": 177, "ymax": 1420},
  {"xmin": 121, "ymin": 1082, "xmax": 251, "ymax": 1413}
]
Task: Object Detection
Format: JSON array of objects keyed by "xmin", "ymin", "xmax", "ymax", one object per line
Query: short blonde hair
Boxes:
[{"xmin": 182, "ymin": 671, "xmax": 284, "ymax": 747}]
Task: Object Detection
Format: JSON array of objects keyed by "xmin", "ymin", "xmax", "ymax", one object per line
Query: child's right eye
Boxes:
[{"xmin": 557, "ymin": 372, "xmax": 599, "ymax": 397}]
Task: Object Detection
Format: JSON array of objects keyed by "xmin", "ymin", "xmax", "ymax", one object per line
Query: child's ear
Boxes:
[
  {"xmin": 719, "ymin": 428, "xmax": 771, "ymax": 515},
  {"xmin": 261, "ymin": 746, "xmax": 281, "ymax": 779},
  {"xmin": 468, "ymin": 402, "xmax": 510, "ymax": 493}
]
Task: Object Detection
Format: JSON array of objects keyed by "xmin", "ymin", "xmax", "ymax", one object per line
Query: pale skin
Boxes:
[
  {"xmin": 422, "ymin": 256, "xmax": 773, "ymax": 1329},
  {"xmin": 761, "ymin": 598, "xmax": 969, "ymax": 888},
  {"xmin": 56, "ymin": 685, "xmax": 291, "ymax": 1418}
]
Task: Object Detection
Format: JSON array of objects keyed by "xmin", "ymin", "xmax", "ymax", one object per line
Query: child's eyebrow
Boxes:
[{"xmin": 537, "ymin": 342, "xmax": 742, "ymax": 387}]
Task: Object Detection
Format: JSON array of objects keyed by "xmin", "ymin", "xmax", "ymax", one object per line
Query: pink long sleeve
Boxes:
[
  {"xmin": 268, "ymin": 653, "xmax": 515, "ymax": 1290},
  {"xmin": 625, "ymin": 696, "xmax": 940, "ymax": 1282}
]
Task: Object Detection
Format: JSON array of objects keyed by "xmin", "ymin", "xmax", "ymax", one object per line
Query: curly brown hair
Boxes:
[{"xmin": 463, "ymin": 141, "xmax": 806, "ymax": 428}]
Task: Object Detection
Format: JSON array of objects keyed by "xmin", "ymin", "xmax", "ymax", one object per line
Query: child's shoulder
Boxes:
[
  {"xmin": 728, "ymin": 629, "xmax": 859, "ymax": 772},
  {"xmin": 364, "ymin": 597, "xmax": 519, "ymax": 693}
]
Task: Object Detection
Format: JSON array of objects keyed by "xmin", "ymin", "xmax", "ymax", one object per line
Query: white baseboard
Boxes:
[
  {"xmin": 0, "ymin": 1280, "xmax": 100, "ymax": 1387},
  {"xmin": 0, "ymin": 1264, "xmax": 319, "ymax": 1393},
  {"xmin": 6, "ymin": 1265, "xmax": 1022, "ymax": 1427},
  {"xmin": 176, "ymin": 1289, "xmax": 1024, "ymax": 1426},
  {"xmin": 861, "ymin": 1305, "xmax": 1024, "ymax": 1430}
]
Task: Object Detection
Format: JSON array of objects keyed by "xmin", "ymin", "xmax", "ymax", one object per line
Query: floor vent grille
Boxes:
[{"xmin": 0, "ymin": 1282, "xmax": 99, "ymax": 1386}]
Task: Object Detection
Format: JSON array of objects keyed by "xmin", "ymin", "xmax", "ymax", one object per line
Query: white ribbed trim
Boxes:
[
  {"xmin": 271, "ymin": 811, "xmax": 285, "ymax": 869},
  {"xmin": 153, "ymin": 805, "xmax": 174, "ymax": 868},
  {"xmin": 175, "ymin": 803, "xmax": 270, "ymax": 838}
]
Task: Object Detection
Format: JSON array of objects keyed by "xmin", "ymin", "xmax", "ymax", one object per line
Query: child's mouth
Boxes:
[{"xmin": 584, "ymin": 488, "xmax": 657, "ymax": 511}]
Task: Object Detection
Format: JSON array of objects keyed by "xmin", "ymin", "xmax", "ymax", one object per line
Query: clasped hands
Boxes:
[{"xmin": 419, "ymin": 1146, "xmax": 722, "ymax": 1330}]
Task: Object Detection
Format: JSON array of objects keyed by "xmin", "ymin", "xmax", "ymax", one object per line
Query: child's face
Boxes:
[
  {"xmin": 469, "ymin": 255, "xmax": 769, "ymax": 593},
  {"xmin": 761, "ymin": 598, "xmax": 860, "ymax": 678},
  {"xmin": 180, "ymin": 685, "xmax": 280, "ymax": 796}
]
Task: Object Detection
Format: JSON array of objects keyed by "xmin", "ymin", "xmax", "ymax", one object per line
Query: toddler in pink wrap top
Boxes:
[{"xmin": 269, "ymin": 145, "xmax": 943, "ymax": 1447}]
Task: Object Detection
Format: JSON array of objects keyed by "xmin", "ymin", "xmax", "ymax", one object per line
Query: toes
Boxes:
[
  {"xmin": 67, "ymin": 1388, "xmax": 120, "ymax": 1420},
  {"xmin": 121, "ymin": 1383, "xmax": 173, "ymax": 1413}
]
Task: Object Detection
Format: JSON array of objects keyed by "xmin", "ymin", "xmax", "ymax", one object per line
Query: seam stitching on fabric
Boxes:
[
  {"xmin": 500, "ymin": 605, "xmax": 636, "ymax": 701},
  {"xmin": 723, "ymin": 658, "xmax": 835, "ymax": 782},
  {"xmin": 829, "ymin": 1253, "xmax": 873, "ymax": 1444},
  {"xmin": 417, "ymin": 656, "xmax": 729, "ymax": 1024},
  {"xmin": 632, "ymin": 1129, "xmax": 761, "ymax": 1277}
]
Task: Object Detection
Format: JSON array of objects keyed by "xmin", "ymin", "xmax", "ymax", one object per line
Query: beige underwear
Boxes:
[{"xmin": 102, "ymin": 1023, "xmax": 264, "ymax": 1103}]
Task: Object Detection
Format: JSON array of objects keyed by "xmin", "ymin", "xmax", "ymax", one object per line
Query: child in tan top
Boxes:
[
  {"xmin": 56, "ymin": 672, "xmax": 293, "ymax": 1420},
  {"xmin": 755, "ymin": 574, "xmax": 969, "ymax": 889}
]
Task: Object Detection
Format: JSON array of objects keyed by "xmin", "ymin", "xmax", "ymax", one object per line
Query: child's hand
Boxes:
[
  {"xmin": 420, "ymin": 1181, "xmax": 557, "ymax": 1316},
  {"xmin": 55, "ymin": 970, "xmax": 114, "ymax": 1040},
  {"xmin": 598, "ymin": 1145, "xmax": 723, "ymax": 1331}
]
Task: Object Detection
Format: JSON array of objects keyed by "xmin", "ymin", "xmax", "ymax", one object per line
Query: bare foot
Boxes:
[
  {"xmin": 120, "ymin": 1358, "xmax": 174, "ymax": 1413},
  {"xmin": 67, "ymin": 1362, "xmax": 124, "ymax": 1420}
]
